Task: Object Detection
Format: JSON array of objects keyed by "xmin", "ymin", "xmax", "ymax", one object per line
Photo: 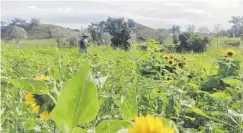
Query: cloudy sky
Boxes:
[{"xmin": 1, "ymin": 0, "xmax": 243, "ymax": 30}]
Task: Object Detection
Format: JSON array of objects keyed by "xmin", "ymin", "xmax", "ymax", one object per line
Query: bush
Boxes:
[
  {"xmin": 177, "ymin": 32, "xmax": 208, "ymax": 53},
  {"xmin": 224, "ymin": 40, "xmax": 241, "ymax": 47},
  {"xmin": 3, "ymin": 25, "xmax": 27, "ymax": 46},
  {"xmin": 172, "ymin": 35, "xmax": 178, "ymax": 44}
]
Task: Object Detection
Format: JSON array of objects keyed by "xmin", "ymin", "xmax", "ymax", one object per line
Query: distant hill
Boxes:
[
  {"xmin": 131, "ymin": 23, "xmax": 157, "ymax": 40},
  {"xmin": 1, "ymin": 23, "xmax": 158, "ymax": 41},
  {"xmin": 27, "ymin": 24, "xmax": 81, "ymax": 39}
]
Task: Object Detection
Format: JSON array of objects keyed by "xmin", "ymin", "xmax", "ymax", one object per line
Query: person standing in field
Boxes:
[{"xmin": 78, "ymin": 34, "xmax": 89, "ymax": 54}]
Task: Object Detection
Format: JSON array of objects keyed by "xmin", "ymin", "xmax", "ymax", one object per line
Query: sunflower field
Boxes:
[{"xmin": 1, "ymin": 38, "xmax": 243, "ymax": 133}]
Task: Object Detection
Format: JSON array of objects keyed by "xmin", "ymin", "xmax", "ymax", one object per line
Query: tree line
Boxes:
[{"xmin": 1, "ymin": 16, "xmax": 242, "ymax": 50}]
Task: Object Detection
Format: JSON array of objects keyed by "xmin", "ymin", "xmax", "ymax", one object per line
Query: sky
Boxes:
[{"xmin": 1, "ymin": 0, "xmax": 243, "ymax": 31}]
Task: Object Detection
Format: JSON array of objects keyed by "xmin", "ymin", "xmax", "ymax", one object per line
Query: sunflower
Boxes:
[
  {"xmin": 224, "ymin": 49, "xmax": 235, "ymax": 57},
  {"xmin": 163, "ymin": 55, "xmax": 169, "ymax": 60},
  {"xmin": 128, "ymin": 115, "xmax": 174, "ymax": 133},
  {"xmin": 168, "ymin": 59, "xmax": 175, "ymax": 66},
  {"xmin": 40, "ymin": 111, "xmax": 50, "ymax": 120},
  {"xmin": 169, "ymin": 55, "xmax": 174, "ymax": 59},
  {"xmin": 183, "ymin": 57, "xmax": 187, "ymax": 61},
  {"xmin": 177, "ymin": 62, "xmax": 186, "ymax": 68},
  {"xmin": 24, "ymin": 92, "xmax": 54, "ymax": 120},
  {"xmin": 25, "ymin": 92, "xmax": 35, "ymax": 105},
  {"xmin": 32, "ymin": 105, "xmax": 40, "ymax": 113},
  {"xmin": 24, "ymin": 92, "xmax": 42, "ymax": 113}
]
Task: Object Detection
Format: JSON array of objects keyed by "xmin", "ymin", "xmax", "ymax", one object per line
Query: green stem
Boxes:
[{"xmin": 48, "ymin": 93, "xmax": 57, "ymax": 104}]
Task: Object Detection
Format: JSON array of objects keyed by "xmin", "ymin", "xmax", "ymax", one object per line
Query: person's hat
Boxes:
[{"xmin": 82, "ymin": 33, "xmax": 89, "ymax": 37}]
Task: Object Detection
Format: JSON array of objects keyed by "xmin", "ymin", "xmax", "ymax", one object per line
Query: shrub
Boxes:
[
  {"xmin": 3, "ymin": 25, "xmax": 27, "ymax": 47},
  {"xmin": 224, "ymin": 40, "xmax": 241, "ymax": 47},
  {"xmin": 177, "ymin": 32, "xmax": 208, "ymax": 53},
  {"xmin": 172, "ymin": 35, "xmax": 178, "ymax": 44}
]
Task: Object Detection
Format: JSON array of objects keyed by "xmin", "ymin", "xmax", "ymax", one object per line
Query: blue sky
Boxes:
[{"xmin": 1, "ymin": 0, "xmax": 243, "ymax": 31}]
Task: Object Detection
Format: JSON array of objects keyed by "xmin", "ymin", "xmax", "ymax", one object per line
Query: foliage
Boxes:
[
  {"xmin": 171, "ymin": 25, "xmax": 180, "ymax": 35},
  {"xmin": 229, "ymin": 16, "xmax": 243, "ymax": 37},
  {"xmin": 156, "ymin": 28, "xmax": 169, "ymax": 44},
  {"xmin": 87, "ymin": 21, "xmax": 107, "ymax": 45},
  {"xmin": 1, "ymin": 38, "xmax": 243, "ymax": 133},
  {"xmin": 127, "ymin": 19, "xmax": 136, "ymax": 28},
  {"xmin": 172, "ymin": 35, "xmax": 178, "ymax": 44},
  {"xmin": 187, "ymin": 25, "xmax": 195, "ymax": 34},
  {"xmin": 105, "ymin": 17, "xmax": 131, "ymax": 50},
  {"xmin": 2, "ymin": 25, "xmax": 27, "ymax": 46},
  {"xmin": 177, "ymin": 32, "xmax": 208, "ymax": 53}
]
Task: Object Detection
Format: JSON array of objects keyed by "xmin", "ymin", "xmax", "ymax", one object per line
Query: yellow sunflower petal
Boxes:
[
  {"xmin": 25, "ymin": 97, "xmax": 35, "ymax": 105},
  {"xmin": 32, "ymin": 105, "xmax": 40, "ymax": 113},
  {"xmin": 40, "ymin": 111, "xmax": 49, "ymax": 120},
  {"xmin": 130, "ymin": 115, "xmax": 174, "ymax": 133}
]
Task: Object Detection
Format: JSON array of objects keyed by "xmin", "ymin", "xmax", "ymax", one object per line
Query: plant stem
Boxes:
[{"xmin": 48, "ymin": 92, "xmax": 57, "ymax": 104}]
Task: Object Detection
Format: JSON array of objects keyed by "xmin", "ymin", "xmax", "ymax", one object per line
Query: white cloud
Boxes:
[
  {"xmin": 2, "ymin": 1, "xmax": 243, "ymax": 30},
  {"xmin": 184, "ymin": 9, "xmax": 205, "ymax": 14},
  {"xmin": 29, "ymin": 5, "xmax": 37, "ymax": 10},
  {"xmin": 165, "ymin": 2, "xmax": 185, "ymax": 7}
]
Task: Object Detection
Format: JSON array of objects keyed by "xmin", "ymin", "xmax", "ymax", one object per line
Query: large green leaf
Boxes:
[
  {"xmin": 188, "ymin": 107, "xmax": 209, "ymax": 118},
  {"xmin": 95, "ymin": 120, "xmax": 132, "ymax": 133},
  {"xmin": 114, "ymin": 77, "xmax": 137, "ymax": 120},
  {"xmin": 222, "ymin": 78, "xmax": 242, "ymax": 86},
  {"xmin": 72, "ymin": 127, "xmax": 86, "ymax": 133},
  {"xmin": 210, "ymin": 92, "xmax": 231, "ymax": 101},
  {"xmin": 51, "ymin": 61, "xmax": 99, "ymax": 131},
  {"xmin": 6, "ymin": 79, "xmax": 48, "ymax": 94},
  {"xmin": 202, "ymin": 77, "xmax": 220, "ymax": 89}
]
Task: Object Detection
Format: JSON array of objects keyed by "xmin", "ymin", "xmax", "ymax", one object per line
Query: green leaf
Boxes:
[
  {"xmin": 114, "ymin": 77, "xmax": 137, "ymax": 120},
  {"xmin": 23, "ymin": 121, "xmax": 35, "ymax": 130},
  {"xmin": 49, "ymin": 66, "xmax": 60, "ymax": 80},
  {"xmin": 51, "ymin": 61, "xmax": 99, "ymax": 130},
  {"xmin": 7, "ymin": 79, "xmax": 48, "ymax": 94},
  {"xmin": 213, "ymin": 128, "xmax": 226, "ymax": 133},
  {"xmin": 222, "ymin": 78, "xmax": 243, "ymax": 86},
  {"xmin": 210, "ymin": 92, "xmax": 231, "ymax": 101},
  {"xmin": 210, "ymin": 111, "xmax": 222, "ymax": 116},
  {"xmin": 49, "ymin": 48, "xmax": 61, "ymax": 80},
  {"xmin": 188, "ymin": 107, "xmax": 208, "ymax": 118},
  {"xmin": 203, "ymin": 77, "xmax": 220, "ymax": 89},
  {"xmin": 72, "ymin": 127, "xmax": 86, "ymax": 133},
  {"xmin": 95, "ymin": 120, "xmax": 132, "ymax": 133}
]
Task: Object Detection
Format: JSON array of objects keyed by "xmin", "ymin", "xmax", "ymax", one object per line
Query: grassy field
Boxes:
[{"xmin": 1, "ymin": 37, "xmax": 243, "ymax": 133}]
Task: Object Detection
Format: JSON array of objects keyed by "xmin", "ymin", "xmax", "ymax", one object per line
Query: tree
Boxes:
[
  {"xmin": 187, "ymin": 25, "xmax": 195, "ymax": 34},
  {"xmin": 87, "ymin": 21, "xmax": 106, "ymax": 45},
  {"xmin": 229, "ymin": 16, "xmax": 243, "ymax": 37},
  {"xmin": 197, "ymin": 26, "xmax": 210, "ymax": 36},
  {"xmin": 177, "ymin": 32, "xmax": 208, "ymax": 53},
  {"xmin": 105, "ymin": 17, "xmax": 131, "ymax": 50},
  {"xmin": 1, "ymin": 21, "xmax": 7, "ymax": 26},
  {"xmin": 156, "ymin": 28, "xmax": 169, "ymax": 44},
  {"xmin": 214, "ymin": 24, "xmax": 221, "ymax": 36},
  {"xmin": 127, "ymin": 19, "xmax": 136, "ymax": 28},
  {"xmin": 11, "ymin": 18, "xmax": 26, "ymax": 26},
  {"xmin": 29, "ymin": 18, "xmax": 40, "ymax": 30},
  {"xmin": 173, "ymin": 35, "xmax": 178, "ymax": 44},
  {"xmin": 218, "ymin": 29, "xmax": 228, "ymax": 36},
  {"xmin": 3, "ymin": 25, "xmax": 27, "ymax": 47},
  {"xmin": 171, "ymin": 25, "xmax": 180, "ymax": 35}
]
